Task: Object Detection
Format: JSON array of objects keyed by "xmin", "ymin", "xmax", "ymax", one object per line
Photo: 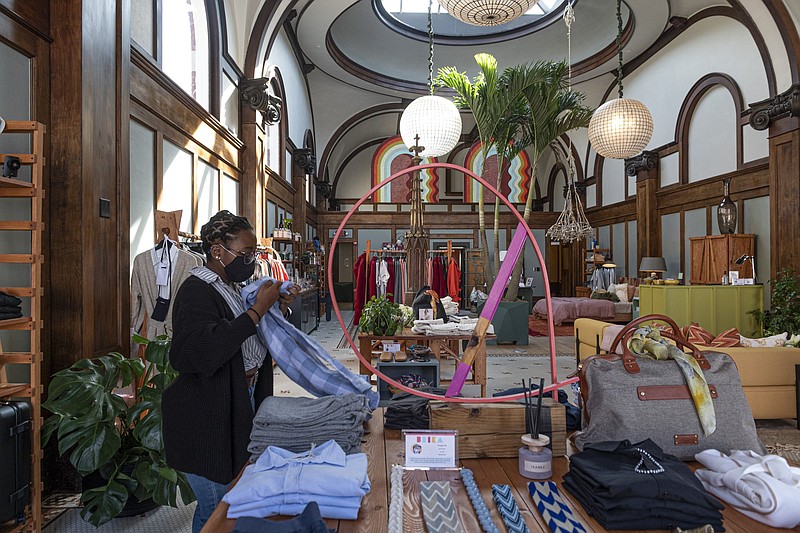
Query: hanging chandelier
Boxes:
[
  {"xmin": 437, "ymin": 0, "xmax": 540, "ymax": 26},
  {"xmin": 399, "ymin": 0, "xmax": 461, "ymax": 158},
  {"xmin": 547, "ymin": 2, "xmax": 593, "ymax": 244},
  {"xmin": 587, "ymin": 0, "xmax": 653, "ymax": 159}
]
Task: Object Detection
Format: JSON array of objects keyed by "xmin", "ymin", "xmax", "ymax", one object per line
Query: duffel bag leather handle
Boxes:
[{"xmin": 609, "ymin": 314, "xmax": 710, "ymax": 374}]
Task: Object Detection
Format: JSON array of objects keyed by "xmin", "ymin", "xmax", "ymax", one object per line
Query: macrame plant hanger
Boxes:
[{"xmin": 547, "ymin": 2, "xmax": 593, "ymax": 244}]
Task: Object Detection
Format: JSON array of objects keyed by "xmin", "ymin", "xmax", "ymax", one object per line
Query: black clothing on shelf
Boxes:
[
  {"xmin": 162, "ymin": 276, "xmax": 273, "ymax": 485},
  {"xmin": 0, "ymin": 308, "xmax": 23, "ymax": 320},
  {"xmin": 0, "ymin": 292, "xmax": 22, "ymax": 307}
]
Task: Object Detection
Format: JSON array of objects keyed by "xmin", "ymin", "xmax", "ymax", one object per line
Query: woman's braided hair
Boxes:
[{"xmin": 200, "ymin": 210, "xmax": 253, "ymax": 256}]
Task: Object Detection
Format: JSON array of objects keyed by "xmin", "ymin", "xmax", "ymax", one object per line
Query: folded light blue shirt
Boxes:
[
  {"xmin": 241, "ymin": 277, "xmax": 379, "ymax": 409},
  {"xmin": 223, "ymin": 440, "xmax": 370, "ymax": 520}
]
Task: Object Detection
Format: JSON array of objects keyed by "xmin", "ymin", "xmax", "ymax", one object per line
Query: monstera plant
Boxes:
[{"xmin": 42, "ymin": 336, "xmax": 194, "ymax": 526}]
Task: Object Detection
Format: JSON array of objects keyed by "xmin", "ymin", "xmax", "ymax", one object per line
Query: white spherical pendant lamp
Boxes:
[
  {"xmin": 400, "ymin": 95, "xmax": 462, "ymax": 158},
  {"xmin": 437, "ymin": 0, "xmax": 539, "ymax": 26},
  {"xmin": 587, "ymin": 97, "xmax": 653, "ymax": 159},
  {"xmin": 587, "ymin": 0, "xmax": 654, "ymax": 160}
]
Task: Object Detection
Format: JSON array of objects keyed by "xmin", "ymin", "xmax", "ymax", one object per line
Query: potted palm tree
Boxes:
[
  {"xmin": 42, "ymin": 336, "xmax": 194, "ymax": 527},
  {"xmin": 438, "ymin": 54, "xmax": 593, "ymax": 340}
]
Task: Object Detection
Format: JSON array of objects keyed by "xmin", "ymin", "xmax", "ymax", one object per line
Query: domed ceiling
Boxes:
[{"xmin": 294, "ymin": 0, "xmax": 686, "ymax": 98}]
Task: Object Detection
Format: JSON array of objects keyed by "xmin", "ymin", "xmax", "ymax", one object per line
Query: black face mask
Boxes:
[{"xmin": 223, "ymin": 256, "xmax": 256, "ymax": 283}]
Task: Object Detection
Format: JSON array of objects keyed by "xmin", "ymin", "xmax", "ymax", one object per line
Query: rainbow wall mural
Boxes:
[
  {"xmin": 463, "ymin": 141, "xmax": 531, "ymax": 204},
  {"xmin": 371, "ymin": 135, "xmax": 439, "ymax": 203}
]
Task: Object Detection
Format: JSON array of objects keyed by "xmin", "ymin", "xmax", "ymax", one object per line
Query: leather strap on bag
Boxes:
[{"xmin": 608, "ymin": 314, "xmax": 711, "ymax": 374}]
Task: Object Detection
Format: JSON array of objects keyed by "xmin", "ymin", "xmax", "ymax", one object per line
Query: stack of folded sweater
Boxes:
[
  {"xmin": 440, "ymin": 296, "xmax": 459, "ymax": 316},
  {"xmin": 249, "ymin": 394, "xmax": 372, "ymax": 459},
  {"xmin": 384, "ymin": 387, "xmax": 448, "ymax": 429},
  {"xmin": 411, "ymin": 317, "xmax": 493, "ymax": 336},
  {"xmin": 0, "ymin": 292, "xmax": 23, "ymax": 320},
  {"xmin": 224, "ymin": 439, "xmax": 370, "ymax": 520},
  {"xmin": 564, "ymin": 439, "xmax": 724, "ymax": 531}
]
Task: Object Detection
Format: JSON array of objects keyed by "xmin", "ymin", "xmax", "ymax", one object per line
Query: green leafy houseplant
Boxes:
[
  {"xmin": 749, "ymin": 269, "xmax": 800, "ymax": 337},
  {"xmin": 42, "ymin": 336, "xmax": 194, "ymax": 527},
  {"xmin": 359, "ymin": 294, "xmax": 404, "ymax": 336}
]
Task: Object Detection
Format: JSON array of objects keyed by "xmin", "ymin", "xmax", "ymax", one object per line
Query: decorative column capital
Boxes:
[
  {"xmin": 240, "ymin": 77, "xmax": 282, "ymax": 127},
  {"xmin": 293, "ymin": 148, "xmax": 316, "ymax": 177},
  {"xmin": 625, "ymin": 150, "xmax": 659, "ymax": 177},
  {"xmin": 748, "ymin": 83, "xmax": 800, "ymax": 131}
]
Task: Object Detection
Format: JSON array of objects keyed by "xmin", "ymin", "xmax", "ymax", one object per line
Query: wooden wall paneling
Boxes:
[
  {"xmin": 50, "ymin": 0, "xmax": 88, "ymax": 371},
  {"xmin": 0, "ymin": 0, "xmax": 49, "ymax": 39},
  {"xmin": 769, "ymin": 128, "xmax": 800, "ymax": 278},
  {"xmin": 84, "ymin": 0, "xmax": 122, "ymax": 355},
  {"xmin": 118, "ymin": 0, "xmax": 132, "ymax": 357},
  {"xmin": 656, "ymin": 163, "xmax": 769, "ymax": 211},
  {"xmin": 129, "ymin": 48, "xmax": 243, "ymax": 169},
  {"xmin": 131, "ymin": 100, "xmax": 234, "ymax": 170}
]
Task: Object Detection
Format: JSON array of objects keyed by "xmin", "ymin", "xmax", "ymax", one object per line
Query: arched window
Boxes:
[
  {"xmin": 161, "ymin": 0, "xmax": 210, "ymax": 109},
  {"xmin": 265, "ymin": 75, "xmax": 285, "ymax": 175}
]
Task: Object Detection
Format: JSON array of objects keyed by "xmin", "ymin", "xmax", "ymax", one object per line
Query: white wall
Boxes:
[
  {"xmin": 266, "ymin": 29, "xmax": 314, "ymax": 147},
  {"xmin": 336, "ymin": 148, "xmax": 374, "ymax": 199}
]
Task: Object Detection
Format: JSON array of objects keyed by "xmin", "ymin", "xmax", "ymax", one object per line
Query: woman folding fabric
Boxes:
[{"xmin": 162, "ymin": 210, "xmax": 298, "ymax": 532}]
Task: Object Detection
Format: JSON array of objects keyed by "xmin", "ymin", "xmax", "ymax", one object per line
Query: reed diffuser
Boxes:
[{"xmin": 518, "ymin": 378, "xmax": 553, "ymax": 479}]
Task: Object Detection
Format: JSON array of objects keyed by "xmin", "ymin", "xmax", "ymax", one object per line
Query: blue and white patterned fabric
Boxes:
[
  {"xmin": 528, "ymin": 481, "xmax": 587, "ymax": 533},
  {"xmin": 242, "ymin": 277, "xmax": 379, "ymax": 409},
  {"xmin": 491, "ymin": 484, "xmax": 531, "ymax": 533}
]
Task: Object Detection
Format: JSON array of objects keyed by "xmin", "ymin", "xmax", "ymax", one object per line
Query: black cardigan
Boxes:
[{"xmin": 162, "ymin": 276, "xmax": 273, "ymax": 484}]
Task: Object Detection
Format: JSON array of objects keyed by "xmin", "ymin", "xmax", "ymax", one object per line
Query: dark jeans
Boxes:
[
  {"xmin": 231, "ymin": 502, "xmax": 335, "ymax": 533},
  {"xmin": 185, "ymin": 473, "xmax": 231, "ymax": 533}
]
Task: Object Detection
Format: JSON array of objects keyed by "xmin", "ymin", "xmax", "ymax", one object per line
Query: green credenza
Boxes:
[{"xmin": 638, "ymin": 285, "xmax": 764, "ymax": 337}]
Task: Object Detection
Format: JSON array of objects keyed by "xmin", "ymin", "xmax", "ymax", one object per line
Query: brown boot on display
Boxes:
[
  {"xmin": 380, "ymin": 351, "xmax": 393, "ymax": 362},
  {"xmin": 394, "ymin": 351, "xmax": 407, "ymax": 362}
]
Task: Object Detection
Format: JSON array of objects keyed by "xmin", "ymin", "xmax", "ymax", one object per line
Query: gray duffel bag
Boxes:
[{"xmin": 575, "ymin": 314, "xmax": 765, "ymax": 460}]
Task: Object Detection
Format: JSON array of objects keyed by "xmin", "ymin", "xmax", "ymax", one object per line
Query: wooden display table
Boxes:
[
  {"xmin": 203, "ymin": 409, "xmax": 800, "ymax": 533},
  {"xmin": 358, "ymin": 329, "xmax": 490, "ymax": 397}
]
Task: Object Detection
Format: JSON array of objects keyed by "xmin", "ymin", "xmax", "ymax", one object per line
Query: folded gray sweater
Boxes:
[{"xmin": 249, "ymin": 393, "xmax": 372, "ymax": 458}]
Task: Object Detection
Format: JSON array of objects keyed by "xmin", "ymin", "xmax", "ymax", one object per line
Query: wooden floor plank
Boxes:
[{"xmin": 402, "ymin": 469, "xmax": 429, "ymax": 533}]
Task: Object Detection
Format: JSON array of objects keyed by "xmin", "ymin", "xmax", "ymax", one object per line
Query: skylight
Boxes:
[{"xmin": 377, "ymin": 0, "xmax": 566, "ymax": 40}]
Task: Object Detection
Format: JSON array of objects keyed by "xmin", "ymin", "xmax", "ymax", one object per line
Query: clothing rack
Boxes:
[{"xmin": 178, "ymin": 231, "xmax": 201, "ymax": 242}]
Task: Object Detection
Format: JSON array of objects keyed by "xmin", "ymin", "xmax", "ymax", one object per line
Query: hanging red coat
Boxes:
[
  {"xmin": 447, "ymin": 257, "xmax": 462, "ymax": 302},
  {"xmin": 353, "ymin": 253, "xmax": 367, "ymax": 322}
]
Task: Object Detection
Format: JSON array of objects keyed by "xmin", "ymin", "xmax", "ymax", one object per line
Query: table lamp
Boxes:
[{"xmin": 639, "ymin": 257, "xmax": 667, "ymax": 282}]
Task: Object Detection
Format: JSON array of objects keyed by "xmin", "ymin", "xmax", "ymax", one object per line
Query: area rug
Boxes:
[
  {"xmin": 756, "ymin": 419, "xmax": 800, "ymax": 466},
  {"xmin": 529, "ymin": 317, "xmax": 575, "ymax": 337}
]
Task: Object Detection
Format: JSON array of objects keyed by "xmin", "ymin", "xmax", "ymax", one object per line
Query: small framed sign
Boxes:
[
  {"xmin": 402, "ymin": 430, "xmax": 458, "ymax": 469},
  {"xmin": 525, "ymin": 277, "xmax": 534, "ymax": 287},
  {"xmin": 383, "ymin": 341, "xmax": 401, "ymax": 353},
  {"xmin": 418, "ymin": 308, "xmax": 434, "ymax": 320}
]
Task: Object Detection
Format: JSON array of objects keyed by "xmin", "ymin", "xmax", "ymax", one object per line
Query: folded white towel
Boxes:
[{"xmin": 695, "ymin": 449, "xmax": 800, "ymax": 528}]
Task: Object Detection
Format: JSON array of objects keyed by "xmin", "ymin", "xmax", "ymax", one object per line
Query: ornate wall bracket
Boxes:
[
  {"xmin": 241, "ymin": 77, "xmax": 283, "ymax": 127},
  {"xmin": 748, "ymin": 84, "xmax": 800, "ymax": 131},
  {"xmin": 293, "ymin": 148, "xmax": 316, "ymax": 177},
  {"xmin": 625, "ymin": 150, "xmax": 659, "ymax": 177}
]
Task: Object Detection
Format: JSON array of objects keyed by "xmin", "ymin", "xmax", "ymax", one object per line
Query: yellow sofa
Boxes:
[{"xmin": 574, "ymin": 317, "xmax": 800, "ymax": 421}]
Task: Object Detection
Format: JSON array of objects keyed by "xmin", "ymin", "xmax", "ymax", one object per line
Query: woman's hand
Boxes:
[
  {"xmin": 279, "ymin": 284, "xmax": 300, "ymax": 315},
  {"xmin": 251, "ymin": 280, "xmax": 282, "ymax": 320}
]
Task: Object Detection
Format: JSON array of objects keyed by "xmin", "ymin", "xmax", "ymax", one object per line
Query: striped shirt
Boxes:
[{"xmin": 190, "ymin": 266, "xmax": 267, "ymax": 371}]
